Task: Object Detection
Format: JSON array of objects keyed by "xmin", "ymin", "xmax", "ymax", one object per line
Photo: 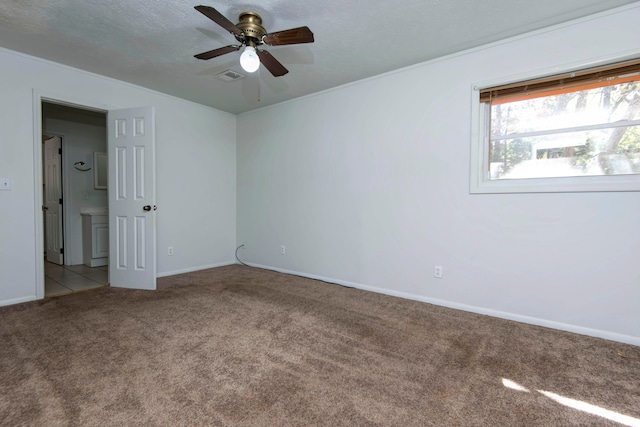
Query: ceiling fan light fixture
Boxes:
[
  {"xmin": 193, "ymin": 6, "xmax": 314, "ymax": 77},
  {"xmin": 240, "ymin": 46, "xmax": 260, "ymax": 73}
]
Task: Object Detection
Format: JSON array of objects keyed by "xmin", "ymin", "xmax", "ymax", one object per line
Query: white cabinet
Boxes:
[{"xmin": 81, "ymin": 212, "xmax": 109, "ymax": 267}]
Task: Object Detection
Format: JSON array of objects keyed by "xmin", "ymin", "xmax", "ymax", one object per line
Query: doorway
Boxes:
[
  {"xmin": 41, "ymin": 102, "xmax": 108, "ymax": 297},
  {"xmin": 33, "ymin": 92, "xmax": 157, "ymax": 298}
]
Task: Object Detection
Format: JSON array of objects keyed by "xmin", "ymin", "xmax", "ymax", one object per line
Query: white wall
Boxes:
[
  {"xmin": 237, "ymin": 5, "xmax": 640, "ymax": 345},
  {"xmin": 0, "ymin": 48, "xmax": 236, "ymax": 305}
]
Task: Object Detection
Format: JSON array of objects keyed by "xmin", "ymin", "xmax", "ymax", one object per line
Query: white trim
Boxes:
[
  {"xmin": 470, "ymin": 50, "xmax": 640, "ymax": 194},
  {"xmin": 245, "ymin": 262, "xmax": 640, "ymax": 347},
  {"xmin": 0, "ymin": 296, "xmax": 37, "ymax": 308},
  {"xmin": 156, "ymin": 261, "xmax": 236, "ymax": 278},
  {"xmin": 32, "ymin": 96, "xmax": 45, "ymax": 300},
  {"xmin": 471, "ymin": 174, "xmax": 640, "ymax": 194}
]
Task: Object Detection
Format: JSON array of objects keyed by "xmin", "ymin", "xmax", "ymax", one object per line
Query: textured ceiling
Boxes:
[{"xmin": 0, "ymin": 0, "xmax": 637, "ymax": 114}]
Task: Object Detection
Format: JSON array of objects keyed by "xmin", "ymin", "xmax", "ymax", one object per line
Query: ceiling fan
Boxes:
[{"xmin": 193, "ymin": 5, "xmax": 314, "ymax": 77}]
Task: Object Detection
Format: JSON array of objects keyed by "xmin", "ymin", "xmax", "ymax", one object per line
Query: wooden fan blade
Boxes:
[
  {"xmin": 194, "ymin": 5, "xmax": 243, "ymax": 37},
  {"xmin": 194, "ymin": 45, "xmax": 241, "ymax": 60},
  {"xmin": 263, "ymin": 26, "xmax": 314, "ymax": 46},
  {"xmin": 256, "ymin": 50, "xmax": 288, "ymax": 77}
]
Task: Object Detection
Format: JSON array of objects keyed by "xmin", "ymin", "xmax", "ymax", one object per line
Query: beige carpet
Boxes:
[{"xmin": 1, "ymin": 265, "xmax": 639, "ymax": 426}]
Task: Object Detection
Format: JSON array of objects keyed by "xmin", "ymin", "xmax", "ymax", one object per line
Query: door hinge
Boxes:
[
  {"xmin": 59, "ymin": 198, "xmax": 63, "ymax": 204},
  {"xmin": 60, "ymin": 248, "xmax": 64, "ymax": 255},
  {"xmin": 58, "ymin": 148, "xmax": 62, "ymax": 155}
]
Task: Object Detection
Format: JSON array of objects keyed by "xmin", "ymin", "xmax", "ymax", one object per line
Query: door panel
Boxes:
[
  {"xmin": 108, "ymin": 107, "xmax": 156, "ymax": 290},
  {"xmin": 44, "ymin": 136, "xmax": 63, "ymax": 265}
]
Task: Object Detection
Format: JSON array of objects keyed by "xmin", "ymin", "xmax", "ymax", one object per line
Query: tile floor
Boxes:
[{"xmin": 44, "ymin": 261, "xmax": 108, "ymax": 297}]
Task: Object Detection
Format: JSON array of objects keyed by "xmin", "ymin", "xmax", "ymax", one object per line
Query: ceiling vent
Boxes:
[{"xmin": 215, "ymin": 69, "xmax": 245, "ymax": 82}]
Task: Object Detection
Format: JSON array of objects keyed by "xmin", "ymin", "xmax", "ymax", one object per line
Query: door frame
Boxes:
[{"xmin": 32, "ymin": 90, "xmax": 111, "ymax": 299}]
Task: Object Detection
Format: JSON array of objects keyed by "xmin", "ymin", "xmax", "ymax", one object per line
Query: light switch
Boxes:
[{"xmin": 0, "ymin": 178, "xmax": 10, "ymax": 191}]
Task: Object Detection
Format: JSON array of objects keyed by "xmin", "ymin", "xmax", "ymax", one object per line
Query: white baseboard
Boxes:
[
  {"xmin": 246, "ymin": 262, "xmax": 640, "ymax": 347},
  {"xmin": 0, "ymin": 295, "xmax": 37, "ymax": 307},
  {"xmin": 156, "ymin": 261, "xmax": 236, "ymax": 278}
]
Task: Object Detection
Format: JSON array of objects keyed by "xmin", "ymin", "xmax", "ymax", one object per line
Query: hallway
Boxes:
[{"xmin": 45, "ymin": 261, "xmax": 107, "ymax": 297}]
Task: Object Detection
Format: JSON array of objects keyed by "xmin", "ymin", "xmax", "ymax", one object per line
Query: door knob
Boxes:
[{"xmin": 143, "ymin": 205, "xmax": 151, "ymax": 211}]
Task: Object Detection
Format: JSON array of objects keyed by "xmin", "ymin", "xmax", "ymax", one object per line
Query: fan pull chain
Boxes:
[{"xmin": 257, "ymin": 67, "xmax": 261, "ymax": 103}]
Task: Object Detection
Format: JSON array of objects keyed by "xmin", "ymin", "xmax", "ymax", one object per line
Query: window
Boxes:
[{"xmin": 471, "ymin": 58, "xmax": 640, "ymax": 193}]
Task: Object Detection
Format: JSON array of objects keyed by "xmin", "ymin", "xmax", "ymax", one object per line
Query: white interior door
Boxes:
[
  {"xmin": 44, "ymin": 136, "xmax": 64, "ymax": 265},
  {"xmin": 108, "ymin": 107, "xmax": 156, "ymax": 290}
]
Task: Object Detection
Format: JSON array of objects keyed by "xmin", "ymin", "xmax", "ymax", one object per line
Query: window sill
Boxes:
[{"xmin": 470, "ymin": 174, "xmax": 640, "ymax": 194}]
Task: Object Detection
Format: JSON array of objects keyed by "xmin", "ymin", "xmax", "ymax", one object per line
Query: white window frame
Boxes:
[{"xmin": 470, "ymin": 54, "xmax": 640, "ymax": 194}]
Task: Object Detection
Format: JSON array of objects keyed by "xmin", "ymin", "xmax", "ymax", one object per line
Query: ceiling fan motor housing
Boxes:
[
  {"xmin": 236, "ymin": 12, "xmax": 266, "ymax": 45},
  {"xmin": 193, "ymin": 5, "xmax": 314, "ymax": 77}
]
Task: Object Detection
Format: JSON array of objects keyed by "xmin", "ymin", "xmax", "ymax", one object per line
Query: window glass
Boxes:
[{"xmin": 488, "ymin": 80, "xmax": 640, "ymax": 180}]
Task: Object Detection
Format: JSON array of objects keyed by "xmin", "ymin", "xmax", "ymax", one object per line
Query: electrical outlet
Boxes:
[
  {"xmin": 0, "ymin": 178, "xmax": 10, "ymax": 191},
  {"xmin": 280, "ymin": 245, "xmax": 286, "ymax": 255},
  {"xmin": 168, "ymin": 247, "xmax": 174, "ymax": 256},
  {"xmin": 434, "ymin": 265, "xmax": 443, "ymax": 279}
]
